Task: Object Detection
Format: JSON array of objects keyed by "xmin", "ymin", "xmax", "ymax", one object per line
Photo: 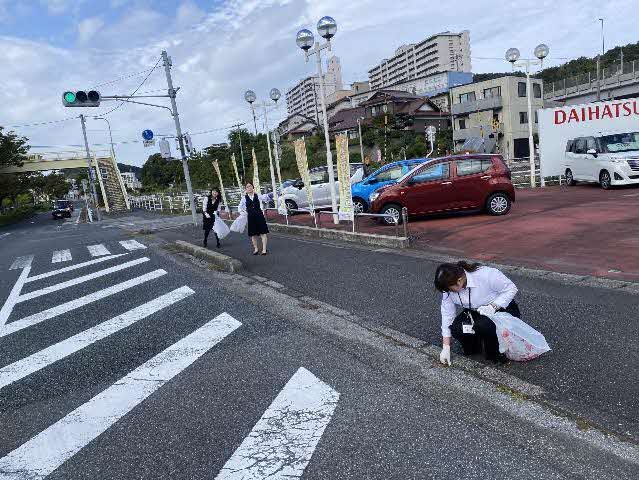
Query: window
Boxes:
[
  {"xmin": 519, "ymin": 112, "xmax": 528, "ymax": 124},
  {"xmin": 534, "ymin": 111, "xmax": 538, "ymax": 123},
  {"xmin": 459, "ymin": 119, "xmax": 466, "ymax": 130},
  {"xmin": 483, "ymin": 86, "xmax": 501, "ymax": 98},
  {"xmin": 518, "ymin": 82, "xmax": 526, "ymax": 97},
  {"xmin": 458, "ymin": 92, "xmax": 476, "ymax": 103},
  {"xmin": 376, "ymin": 166, "xmax": 404, "ymax": 181},
  {"xmin": 565, "ymin": 140, "xmax": 574, "ymax": 152},
  {"xmin": 586, "ymin": 137, "xmax": 597, "ymax": 152},
  {"xmin": 310, "ymin": 170, "xmax": 327, "ymax": 185},
  {"xmin": 411, "ymin": 163, "xmax": 450, "ymax": 184},
  {"xmin": 533, "ymin": 83, "xmax": 542, "ymax": 98},
  {"xmin": 573, "ymin": 138, "xmax": 587, "ymax": 154},
  {"xmin": 455, "ymin": 159, "xmax": 492, "ymax": 176}
]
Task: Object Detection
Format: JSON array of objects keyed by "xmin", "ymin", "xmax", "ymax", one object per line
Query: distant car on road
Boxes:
[
  {"xmin": 52, "ymin": 200, "xmax": 73, "ymax": 219},
  {"xmin": 280, "ymin": 164, "xmax": 363, "ymax": 213},
  {"xmin": 351, "ymin": 158, "xmax": 428, "ymax": 213},
  {"xmin": 564, "ymin": 131, "xmax": 639, "ymax": 189},
  {"xmin": 370, "ymin": 154, "xmax": 515, "ymax": 225}
]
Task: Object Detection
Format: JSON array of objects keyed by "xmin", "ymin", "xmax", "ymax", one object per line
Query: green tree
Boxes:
[{"xmin": 0, "ymin": 127, "xmax": 29, "ymax": 168}]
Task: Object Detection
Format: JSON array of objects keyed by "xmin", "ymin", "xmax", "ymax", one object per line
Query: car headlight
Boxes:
[
  {"xmin": 610, "ymin": 158, "xmax": 624, "ymax": 164},
  {"xmin": 370, "ymin": 192, "xmax": 380, "ymax": 202}
]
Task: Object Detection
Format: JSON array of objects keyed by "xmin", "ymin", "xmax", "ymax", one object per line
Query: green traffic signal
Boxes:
[
  {"xmin": 64, "ymin": 91, "xmax": 76, "ymax": 103},
  {"xmin": 62, "ymin": 90, "xmax": 101, "ymax": 107}
]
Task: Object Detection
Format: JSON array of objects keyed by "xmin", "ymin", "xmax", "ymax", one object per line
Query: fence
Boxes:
[
  {"xmin": 506, "ymin": 157, "xmax": 564, "ymax": 188},
  {"xmin": 546, "ymin": 59, "xmax": 639, "ymax": 97}
]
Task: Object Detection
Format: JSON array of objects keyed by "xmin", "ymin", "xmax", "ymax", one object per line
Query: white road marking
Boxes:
[
  {"xmin": 51, "ymin": 249, "xmax": 72, "ymax": 264},
  {"xmin": 26, "ymin": 253, "xmax": 128, "ymax": 283},
  {"xmin": 1, "ymin": 269, "xmax": 167, "ymax": 338},
  {"xmin": 87, "ymin": 244, "xmax": 110, "ymax": 257},
  {"xmin": 0, "ymin": 286, "xmax": 194, "ymax": 390},
  {"xmin": 119, "ymin": 239, "xmax": 146, "ymax": 251},
  {"xmin": 0, "ymin": 312, "xmax": 241, "ymax": 480},
  {"xmin": 0, "ymin": 232, "xmax": 11, "ymax": 240},
  {"xmin": 9, "ymin": 255, "xmax": 34, "ymax": 270},
  {"xmin": 215, "ymin": 367, "xmax": 340, "ymax": 480},
  {"xmin": 17, "ymin": 257, "xmax": 150, "ymax": 303},
  {"xmin": 0, "ymin": 266, "xmax": 32, "ymax": 331}
]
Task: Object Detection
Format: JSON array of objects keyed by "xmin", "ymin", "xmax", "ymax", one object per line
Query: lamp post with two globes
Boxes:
[
  {"xmin": 505, "ymin": 43, "xmax": 549, "ymax": 187},
  {"xmin": 296, "ymin": 16, "xmax": 339, "ymax": 224}
]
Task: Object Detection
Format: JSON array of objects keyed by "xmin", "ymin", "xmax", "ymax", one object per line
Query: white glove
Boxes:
[
  {"xmin": 478, "ymin": 304, "xmax": 497, "ymax": 317},
  {"xmin": 204, "ymin": 213, "xmax": 210, "ymax": 219},
  {"xmin": 439, "ymin": 345, "xmax": 451, "ymax": 366}
]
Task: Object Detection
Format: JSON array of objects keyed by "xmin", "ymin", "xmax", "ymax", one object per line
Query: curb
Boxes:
[
  {"xmin": 174, "ymin": 240, "xmax": 243, "ymax": 273},
  {"xmin": 225, "ymin": 219, "xmax": 410, "ymax": 249}
]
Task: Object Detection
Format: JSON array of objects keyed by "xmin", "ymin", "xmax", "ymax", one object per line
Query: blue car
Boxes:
[{"xmin": 351, "ymin": 158, "xmax": 427, "ymax": 213}]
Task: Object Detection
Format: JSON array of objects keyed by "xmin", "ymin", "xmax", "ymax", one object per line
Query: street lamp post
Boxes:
[
  {"xmin": 296, "ymin": 16, "xmax": 340, "ymax": 224},
  {"xmin": 244, "ymin": 89, "xmax": 283, "ymax": 210},
  {"xmin": 357, "ymin": 117, "xmax": 365, "ymax": 162},
  {"xmin": 506, "ymin": 43, "xmax": 549, "ymax": 188}
]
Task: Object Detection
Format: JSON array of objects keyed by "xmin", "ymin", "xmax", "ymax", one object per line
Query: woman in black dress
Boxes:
[
  {"xmin": 238, "ymin": 183, "xmax": 270, "ymax": 255},
  {"xmin": 202, "ymin": 188, "xmax": 221, "ymax": 248}
]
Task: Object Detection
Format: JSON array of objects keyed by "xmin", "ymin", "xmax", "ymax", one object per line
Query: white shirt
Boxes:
[
  {"xmin": 440, "ymin": 267, "xmax": 518, "ymax": 337},
  {"xmin": 202, "ymin": 197, "xmax": 221, "ymax": 218},
  {"xmin": 238, "ymin": 193, "xmax": 271, "ymax": 215}
]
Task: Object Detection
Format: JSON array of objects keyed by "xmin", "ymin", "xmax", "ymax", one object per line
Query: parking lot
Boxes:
[{"xmin": 267, "ymin": 185, "xmax": 639, "ymax": 281}]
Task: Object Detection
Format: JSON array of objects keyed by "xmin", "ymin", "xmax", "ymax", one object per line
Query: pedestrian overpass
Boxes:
[{"xmin": 0, "ymin": 151, "xmax": 130, "ymax": 212}]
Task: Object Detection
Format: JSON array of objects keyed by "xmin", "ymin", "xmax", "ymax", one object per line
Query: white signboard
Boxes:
[
  {"xmin": 159, "ymin": 139, "xmax": 171, "ymax": 159},
  {"xmin": 538, "ymin": 97, "xmax": 639, "ymax": 177},
  {"xmin": 143, "ymin": 139, "xmax": 155, "ymax": 147}
]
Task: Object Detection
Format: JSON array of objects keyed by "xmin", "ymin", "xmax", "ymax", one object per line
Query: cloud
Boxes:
[{"xmin": 78, "ymin": 17, "xmax": 104, "ymax": 44}]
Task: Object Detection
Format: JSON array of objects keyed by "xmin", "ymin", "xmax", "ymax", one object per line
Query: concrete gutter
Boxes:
[
  {"xmin": 174, "ymin": 240, "xmax": 243, "ymax": 273},
  {"xmin": 225, "ymin": 220, "xmax": 410, "ymax": 249}
]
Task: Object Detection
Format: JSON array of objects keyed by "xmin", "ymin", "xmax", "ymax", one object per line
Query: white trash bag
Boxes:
[
  {"xmin": 230, "ymin": 214, "xmax": 247, "ymax": 234},
  {"xmin": 213, "ymin": 215, "xmax": 231, "ymax": 239},
  {"xmin": 488, "ymin": 312, "xmax": 551, "ymax": 361}
]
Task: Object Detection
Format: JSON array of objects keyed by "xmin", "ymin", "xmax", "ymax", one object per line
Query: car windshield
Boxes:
[
  {"xmin": 600, "ymin": 132, "xmax": 639, "ymax": 153},
  {"xmin": 54, "ymin": 201, "xmax": 68, "ymax": 209}
]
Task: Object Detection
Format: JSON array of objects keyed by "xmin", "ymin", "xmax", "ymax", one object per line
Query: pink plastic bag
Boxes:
[{"xmin": 488, "ymin": 312, "xmax": 551, "ymax": 361}]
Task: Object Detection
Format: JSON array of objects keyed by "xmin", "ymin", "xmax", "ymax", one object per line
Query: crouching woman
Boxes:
[{"xmin": 434, "ymin": 261, "xmax": 521, "ymax": 365}]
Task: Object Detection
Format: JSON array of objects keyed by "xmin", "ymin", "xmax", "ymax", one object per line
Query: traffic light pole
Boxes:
[
  {"xmin": 161, "ymin": 50, "xmax": 198, "ymax": 226},
  {"xmin": 79, "ymin": 114, "xmax": 102, "ymax": 222}
]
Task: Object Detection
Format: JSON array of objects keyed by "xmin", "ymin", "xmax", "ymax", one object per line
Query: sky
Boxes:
[{"xmin": 1, "ymin": 0, "xmax": 637, "ymax": 167}]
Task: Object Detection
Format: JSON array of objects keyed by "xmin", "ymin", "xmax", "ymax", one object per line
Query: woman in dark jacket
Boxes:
[
  {"xmin": 238, "ymin": 183, "xmax": 271, "ymax": 255},
  {"xmin": 202, "ymin": 188, "xmax": 221, "ymax": 248}
]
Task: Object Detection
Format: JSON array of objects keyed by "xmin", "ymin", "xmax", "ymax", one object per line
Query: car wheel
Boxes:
[
  {"xmin": 380, "ymin": 204, "xmax": 403, "ymax": 226},
  {"xmin": 599, "ymin": 170, "xmax": 612, "ymax": 190},
  {"xmin": 353, "ymin": 198, "xmax": 367, "ymax": 214},
  {"xmin": 486, "ymin": 192, "xmax": 511, "ymax": 216},
  {"xmin": 565, "ymin": 169, "xmax": 576, "ymax": 186},
  {"xmin": 284, "ymin": 199, "xmax": 298, "ymax": 214}
]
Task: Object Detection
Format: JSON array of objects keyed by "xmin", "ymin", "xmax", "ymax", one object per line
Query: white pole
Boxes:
[
  {"xmin": 525, "ymin": 64, "xmax": 536, "ymax": 188},
  {"xmin": 358, "ymin": 118, "xmax": 364, "ymax": 162},
  {"xmin": 263, "ymin": 104, "xmax": 279, "ymax": 210},
  {"xmin": 79, "ymin": 114, "xmax": 101, "ymax": 221},
  {"xmin": 314, "ymin": 42, "xmax": 339, "ymax": 224},
  {"xmin": 162, "ymin": 50, "xmax": 197, "ymax": 225}
]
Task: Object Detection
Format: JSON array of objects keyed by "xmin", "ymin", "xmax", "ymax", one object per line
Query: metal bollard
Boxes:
[{"xmin": 402, "ymin": 207, "xmax": 409, "ymax": 239}]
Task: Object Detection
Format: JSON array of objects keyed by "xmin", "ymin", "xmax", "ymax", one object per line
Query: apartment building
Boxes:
[
  {"xmin": 450, "ymin": 76, "xmax": 544, "ymax": 159},
  {"xmin": 368, "ymin": 31, "xmax": 471, "ymax": 90},
  {"xmin": 285, "ymin": 56, "xmax": 343, "ymax": 121},
  {"xmin": 120, "ymin": 172, "xmax": 141, "ymax": 190}
]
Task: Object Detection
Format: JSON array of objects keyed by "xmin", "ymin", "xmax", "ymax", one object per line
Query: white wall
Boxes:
[{"xmin": 538, "ymin": 97, "xmax": 639, "ymax": 177}]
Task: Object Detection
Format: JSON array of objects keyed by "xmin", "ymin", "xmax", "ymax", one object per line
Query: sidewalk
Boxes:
[{"xmin": 261, "ymin": 185, "xmax": 639, "ymax": 282}]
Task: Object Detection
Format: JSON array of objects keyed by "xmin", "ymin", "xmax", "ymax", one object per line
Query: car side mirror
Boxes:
[{"xmin": 587, "ymin": 149, "xmax": 598, "ymax": 157}]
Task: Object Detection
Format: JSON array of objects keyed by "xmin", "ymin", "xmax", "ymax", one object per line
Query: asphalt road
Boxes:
[
  {"xmin": 0, "ymin": 210, "xmax": 637, "ymax": 479},
  {"xmin": 158, "ymin": 217, "xmax": 639, "ymax": 442}
]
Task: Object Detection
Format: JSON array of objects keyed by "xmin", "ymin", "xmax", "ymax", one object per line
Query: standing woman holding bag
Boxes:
[
  {"xmin": 237, "ymin": 183, "xmax": 271, "ymax": 255},
  {"xmin": 202, "ymin": 188, "xmax": 222, "ymax": 248}
]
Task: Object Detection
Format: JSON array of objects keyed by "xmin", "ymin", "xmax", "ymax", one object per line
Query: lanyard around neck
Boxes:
[{"xmin": 458, "ymin": 287, "xmax": 472, "ymax": 310}]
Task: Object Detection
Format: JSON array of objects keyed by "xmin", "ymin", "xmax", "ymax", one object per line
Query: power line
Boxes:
[
  {"xmin": 4, "ymin": 116, "xmax": 78, "ymax": 129},
  {"xmin": 91, "ymin": 68, "xmax": 157, "ymax": 89}
]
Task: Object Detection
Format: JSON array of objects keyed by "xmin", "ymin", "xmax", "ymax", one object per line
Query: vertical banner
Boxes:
[
  {"xmin": 335, "ymin": 134, "xmax": 354, "ymax": 221},
  {"xmin": 293, "ymin": 137, "xmax": 314, "ymax": 215},
  {"xmin": 251, "ymin": 148, "xmax": 262, "ymax": 196},
  {"xmin": 231, "ymin": 153, "xmax": 242, "ymax": 188},
  {"xmin": 212, "ymin": 160, "xmax": 229, "ymax": 212}
]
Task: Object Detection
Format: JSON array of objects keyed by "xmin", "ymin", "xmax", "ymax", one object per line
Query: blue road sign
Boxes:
[{"xmin": 142, "ymin": 129, "xmax": 154, "ymax": 141}]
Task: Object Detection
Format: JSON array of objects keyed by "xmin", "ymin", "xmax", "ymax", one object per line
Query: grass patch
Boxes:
[{"xmin": 496, "ymin": 384, "xmax": 528, "ymax": 402}]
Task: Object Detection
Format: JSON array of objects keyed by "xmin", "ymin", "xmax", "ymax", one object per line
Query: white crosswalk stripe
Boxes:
[
  {"xmin": 9, "ymin": 255, "xmax": 33, "ymax": 270},
  {"xmin": 0, "ymin": 313, "xmax": 242, "ymax": 480},
  {"xmin": 215, "ymin": 367, "xmax": 340, "ymax": 479},
  {"xmin": 87, "ymin": 244, "xmax": 111, "ymax": 257},
  {"xmin": 51, "ymin": 249, "xmax": 72, "ymax": 264},
  {"xmin": 17, "ymin": 257, "xmax": 150, "ymax": 303},
  {"xmin": 1, "ymin": 269, "xmax": 167, "ymax": 338},
  {"xmin": 26, "ymin": 253, "xmax": 128, "ymax": 283},
  {"xmin": 119, "ymin": 239, "xmax": 146, "ymax": 251}
]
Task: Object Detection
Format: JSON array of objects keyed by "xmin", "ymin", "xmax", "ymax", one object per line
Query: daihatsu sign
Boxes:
[{"xmin": 538, "ymin": 97, "xmax": 639, "ymax": 178}]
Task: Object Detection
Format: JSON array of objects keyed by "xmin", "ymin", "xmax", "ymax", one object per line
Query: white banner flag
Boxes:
[
  {"xmin": 251, "ymin": 148, "xmax": 262, "ymax": 198},
  {"xmin": 231, "ymin": 153, "xmax": 242, "ymax": 188},
  {"xmin": 212, "ymin": 160, "xmax": 228, "ymax": 211},
  {"xmin": 293, "ymin": 138, "xmax": 314, "ymax": 215},
  {"xmin": 335, "ymin": 134, "xmax": 354, "ymax": 221}
]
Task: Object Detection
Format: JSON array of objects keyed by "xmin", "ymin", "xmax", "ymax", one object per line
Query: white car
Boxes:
[
  {"xmin": 280, "ymin": 164, "xmax": 363, "ymax": 212},
  {"xmin": 564, "ymin": 131, "xmax": 639, "ymax": 189}
]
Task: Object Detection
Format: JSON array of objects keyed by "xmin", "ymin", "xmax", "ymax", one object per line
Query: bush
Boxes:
[{"xmin": 0, "ymin": 205, "xmax": 35, "ymax": 226}]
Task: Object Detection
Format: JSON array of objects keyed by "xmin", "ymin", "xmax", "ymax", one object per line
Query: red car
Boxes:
[{"xmin": 369, "ymin": 154, "xmax": 515, "ymax": 225}]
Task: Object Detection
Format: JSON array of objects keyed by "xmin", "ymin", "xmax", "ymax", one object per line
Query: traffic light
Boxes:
[
  {"xmin": 184, "ymin": 134, "xmax": 193, "ymax": 154},
  {"xmin": 62, "ymin": 90, "xmax": 101, "ymax": 107}
]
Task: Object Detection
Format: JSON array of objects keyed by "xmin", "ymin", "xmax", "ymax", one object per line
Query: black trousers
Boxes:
[
  {"xmin": 203, "ymin": 227, "xmax": 219, "ymax": 246},
  {"xmin": 450, "ymin": 301, "xmax": 521, "ymax": 360}
]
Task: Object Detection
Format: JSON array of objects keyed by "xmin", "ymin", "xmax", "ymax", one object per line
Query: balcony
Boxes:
[
  {"xmin": 451, "ymin": 96, "xmax": 503, "ymax": 115},
  {"xmin": 453, "ymin": 123, "xmax": 503, "ymax": 142}
]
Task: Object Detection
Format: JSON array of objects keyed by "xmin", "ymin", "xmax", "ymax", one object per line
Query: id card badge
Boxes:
[{"xmin": 462, "ymin": 324, "xmax": 475, "ymax": 334}]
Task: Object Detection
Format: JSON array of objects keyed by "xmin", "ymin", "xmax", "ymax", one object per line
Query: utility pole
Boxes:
[
  {"xmin": 162, "ymin": 50, "xmax": 197, "ymax": 225},
  {"xmin": 597, "ymin": 18, "xmax": 604, "ymax": 101},
  {"xmin": 79, "ymin": 114, "xmax": 101, "ymax": 222}
]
